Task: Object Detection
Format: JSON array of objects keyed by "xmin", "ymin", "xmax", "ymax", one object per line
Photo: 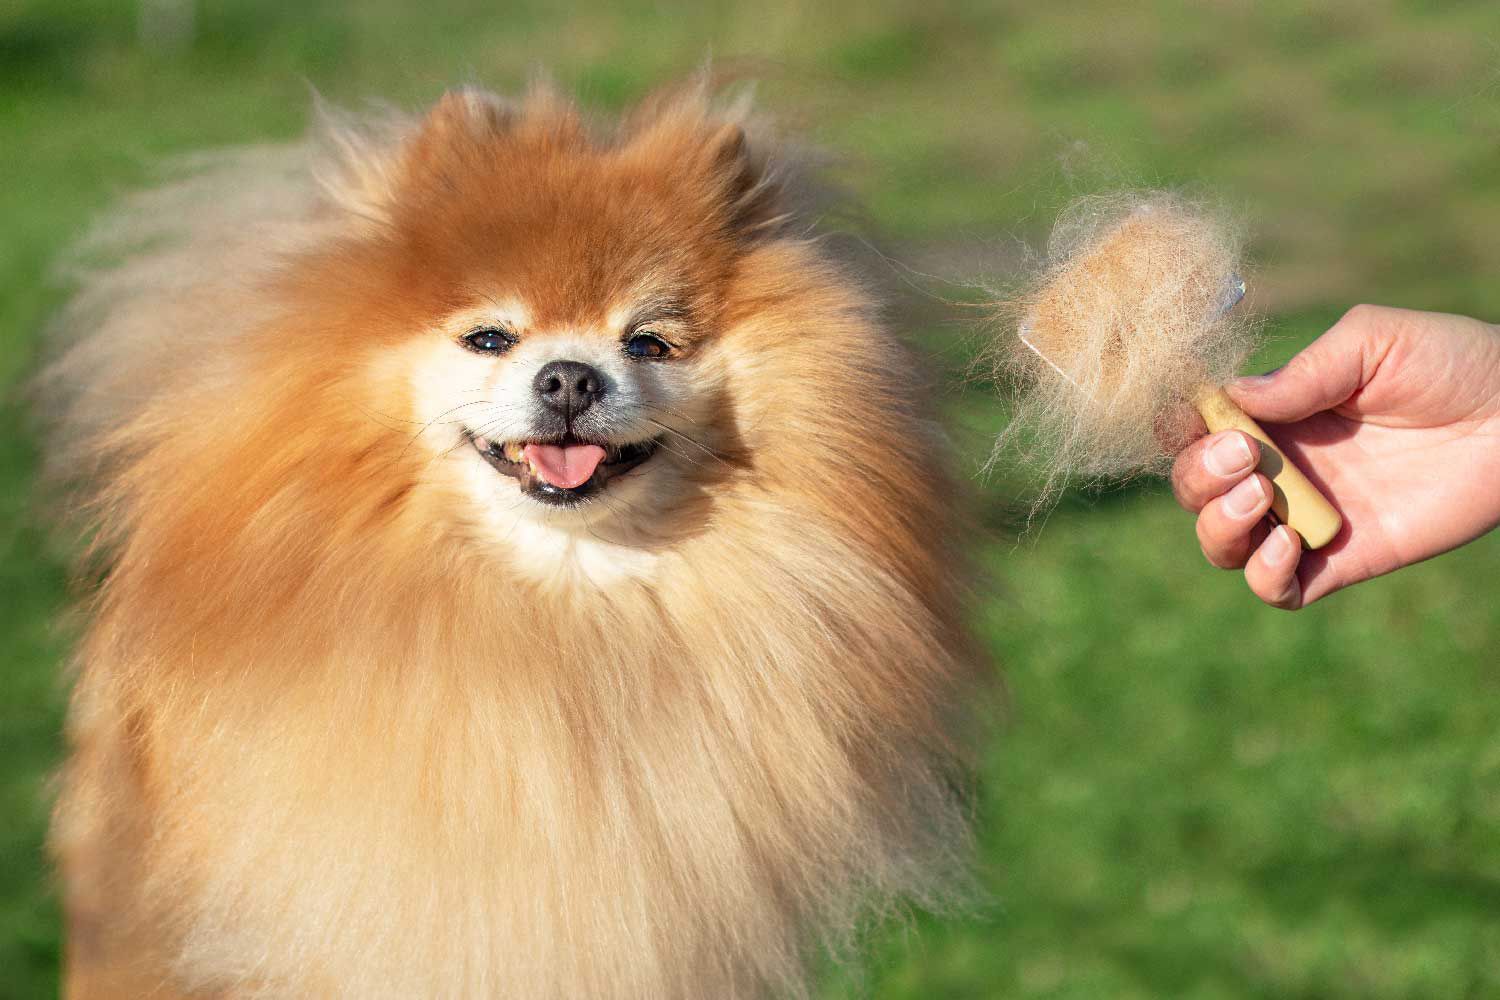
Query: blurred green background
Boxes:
[{"xmin": 5, "ymin": 1, "xmax": 1500, "ymax": 997}]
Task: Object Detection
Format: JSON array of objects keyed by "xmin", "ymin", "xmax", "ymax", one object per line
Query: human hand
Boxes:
[{"xmin": 1171, "ymin": 304, "xmax": 1500, "ymax": 609}]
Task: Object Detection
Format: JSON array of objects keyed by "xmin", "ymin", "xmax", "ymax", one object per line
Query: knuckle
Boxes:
[
  {"xmin": 1337, "ymin": 303, "xmax": 1403, "ymax": 345},
  {"xmin": 1196, "ymin": 509, "xmax": 1240, "ymax": 569},
  {"xmin": 1194, "ymin": 513, "xmax": 1216, "ymax": 553},
  {"xmin": 1248, "ymin": 576, "xmax": 1278, "ymax": 607},
  {"xmin": 1341, "ymin": 302, "xmax": 1383, "ymax": 328},
  {"xmin": 1170, "ymin": 450, "xmax": 1203, "ymax": 510},
  {"xmin": 1205, "ymin": 550, "xmax": 1240, "ymax": 571},
  {"xmin": 1280, "ymin": 346, "xmax": 1322, "ymax": 383},
  {"xmin": 1200, "ymin": 542, "xmax": 1237, "ymax": 571},
  {"xmin": 1268, "ymin": 589, "xmax": 1303, "ymax": 611},
  {"xmin": 1247, "ymin": 561, "xmax": 1302, "ymax": 609}
]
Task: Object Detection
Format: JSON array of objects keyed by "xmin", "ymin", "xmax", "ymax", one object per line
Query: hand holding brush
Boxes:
[
  {"xmin": 1171, "ymin": 304, "xmax": 1500, "ymax": 608},
  {"xmin": 991, "ymin": 192, "xmax": 1500, "ymax": 607}
]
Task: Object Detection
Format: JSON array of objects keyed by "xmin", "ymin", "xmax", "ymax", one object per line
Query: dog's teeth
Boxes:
[{"xmin": 503, "ymin": 442, "xmax": 525, "ymax": 463}]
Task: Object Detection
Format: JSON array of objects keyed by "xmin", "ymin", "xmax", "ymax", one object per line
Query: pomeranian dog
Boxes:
[{"xmin": 40, "ymin": 78, "xmax": 981, "ymax": 998}]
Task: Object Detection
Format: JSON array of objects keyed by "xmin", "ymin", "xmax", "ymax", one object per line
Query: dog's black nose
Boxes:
[{"xmin": 533, "ymin": 360, "xmax": 603, "ymax": 418}]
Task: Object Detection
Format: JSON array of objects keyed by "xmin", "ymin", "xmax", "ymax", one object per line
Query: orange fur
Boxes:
[{"xmin": 40, "ymin": 80, "xmax": 983, "ymax": 998}]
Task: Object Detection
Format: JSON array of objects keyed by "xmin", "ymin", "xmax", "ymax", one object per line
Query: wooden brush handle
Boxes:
[{"xmin": 1196, "ymin": 387, "xmax": 1343, "ymax": 550}]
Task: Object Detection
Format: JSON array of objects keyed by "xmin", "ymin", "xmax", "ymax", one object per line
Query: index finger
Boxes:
[{"xmin": 1170, "ymin": 430, "xmax": 1261, "ymax": 512}]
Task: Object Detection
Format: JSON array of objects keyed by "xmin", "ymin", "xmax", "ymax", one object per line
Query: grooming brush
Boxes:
[{"xmin": 997, "ymin": 191, "xmax": 1342, "ymax": 549}]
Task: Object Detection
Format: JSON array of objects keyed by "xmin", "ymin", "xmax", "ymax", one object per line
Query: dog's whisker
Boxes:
[
  {"xmin": 348, "ymin": 390, "xmax": 496, "ymax": 431},
  {"xmin": 646, "ymin": 418, "xmax": 730, "ymax": 467},
  {"xmin": 650, "ymin": 403, "xmax": 704, "ymax": 427},
  {"xmin": 649, "ymin": 438, "xmax": 705, "ymax": 470},
  {"xmin": 397, "ymin": 401, "xmax": 510, "ymax": 465}
]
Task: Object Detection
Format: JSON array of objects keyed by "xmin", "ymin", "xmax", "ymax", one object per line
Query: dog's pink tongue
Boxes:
[{"xmin": 523, "ymin": 443, "xmax": 607, "ymax": 489}]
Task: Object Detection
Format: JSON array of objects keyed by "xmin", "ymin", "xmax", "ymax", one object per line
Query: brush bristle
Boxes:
[{"xmin": 990, "ymin": 191, "xmax": 1258, "ymax": 494}]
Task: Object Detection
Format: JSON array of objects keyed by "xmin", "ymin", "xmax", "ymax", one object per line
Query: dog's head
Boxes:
[{"xmin": 308, "ymin": 86, "xmax": 810, "ymax": 577}]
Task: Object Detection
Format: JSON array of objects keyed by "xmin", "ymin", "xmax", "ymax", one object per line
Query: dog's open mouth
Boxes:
[{"xmin": 466, "ymin": 432, "xmax": 659, "ymax": 506}]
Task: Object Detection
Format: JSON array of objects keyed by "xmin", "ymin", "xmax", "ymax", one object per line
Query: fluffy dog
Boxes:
[{"xmin": 40, "ymin": 80, "xmax": 981, "ymax": 998}]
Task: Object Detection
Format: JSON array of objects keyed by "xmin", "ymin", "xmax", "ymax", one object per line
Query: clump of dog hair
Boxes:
[{"xmin": 989, "ymin": 191, "xmax": 1258, "ymax": 494}]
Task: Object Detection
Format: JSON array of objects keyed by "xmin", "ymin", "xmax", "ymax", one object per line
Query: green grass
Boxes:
[{"xmin": 5, "ymin": 2, "xmax": 1500, "ymax": 997}]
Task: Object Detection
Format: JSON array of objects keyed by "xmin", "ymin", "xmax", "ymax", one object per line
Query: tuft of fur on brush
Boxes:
[
  {"xmin": 36, "ymin": 77, "xmax": 984, "ymax": 1000},
  {"xmin": 988, "ymin": 191, "xmax": 1258, "ymax": 494}
]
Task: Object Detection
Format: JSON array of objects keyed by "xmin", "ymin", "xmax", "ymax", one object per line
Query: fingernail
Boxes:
[
  {"xmin": 1264, "ymin": 525, "xmax": 1299, "ymax": 562},
  {"xmin": 1221, "ymin": 475, "xmax": 1266, "ymax": 518},
  {"xmin": 1230, "ymin": 366, "xmax": 1283, "ymax": 390},
  {"xmin": 1205, "ymin": 433, "xmax": 1254, "ymax": 477}
]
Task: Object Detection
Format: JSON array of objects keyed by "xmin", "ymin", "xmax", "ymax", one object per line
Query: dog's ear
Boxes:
[
  {"xmin": 707, "ymin": 122, "xmax": 751, "ymax": 195},
  {"xmin": 313, "ymin": 87, "xmax": 514, "ymax": 228},
  {"xmin": 396, "ymin": 87, "xmax": 518, "ymax": 190},
  {"xmin": 414, "ymin": 88, "xmax": 514, "ymax": 145},
  {"xmin": 705, "ymin": 120, "xmax": 787, "ymax": 240},
  {"xmin": 624, "ymin": 98, "xmax": 786, "ymax": 242}
]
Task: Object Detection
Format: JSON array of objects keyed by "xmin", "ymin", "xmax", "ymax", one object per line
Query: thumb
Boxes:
[{"xmin": 1225, "ymin": 308, "xmax": 1383, "ymax": 422}]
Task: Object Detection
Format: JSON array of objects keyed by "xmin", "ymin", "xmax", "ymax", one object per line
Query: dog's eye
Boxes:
[
  {"xmin": 624, "ymin": 332, "xmax": 672, "ymax": 360},
  {"xmin": 462, "ymin": 327, "xmax": 516, "ymax": 354}
]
